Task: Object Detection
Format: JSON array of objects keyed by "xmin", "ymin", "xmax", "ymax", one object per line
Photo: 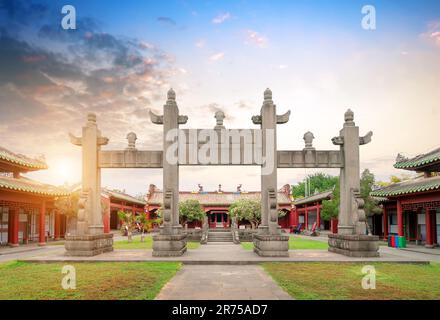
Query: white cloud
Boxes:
[
  {"xmin": 209, "ymin": 52, "xmax": 225, "ymax": 61},
  {"xmin": 195, "ymin": 39, "xmax": 205, "ymax": 48},
  {"xmin": 420, "ymin": 20, "xmax": 440, "ymax": 47},
  {"xmin": 245, "ymin": 30, "xmax": 268, "ymax": 48},
  {"xmin": 212, "ymin": 12, "xmax": 231, "ymax": 24}
]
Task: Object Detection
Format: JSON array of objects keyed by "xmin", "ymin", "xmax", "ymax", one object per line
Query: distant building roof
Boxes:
[
  {"xmin": 147, "ymin": 190, "xmax": 291, "ymax": 207},
  {"xmin": 394, "ymin": 147, "xmax": 440, "ymax": 172},
  {"xmin": 0, "ymin": 147, "xmax": 48, "ymax": 172},
  {"xmin": 293, "ymin": 190, "xmax": 333, "ymax": 206},
  {"xmin": 370, "ymin": 175, "xmax": 440, "ymax": 198},
  {"xmin": 0, "ymin": 175, "xmax": 69, "ymax": 197},
  {"xmin": 102, "ymin": 188, "xmax": 146, "ymax": 206}
]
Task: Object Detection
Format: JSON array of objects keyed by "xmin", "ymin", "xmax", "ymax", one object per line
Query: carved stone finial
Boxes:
[
  {"xmin": 214, "ymin": 111, "xmax": 225, "ymax": 126},
  {"xmin": 396, "ymin": 153, "xmax": 408, "ymax": 163},
  {"xmin": 126, "ymin": 132, "xmax": 137, "ymax": 150},
  {"xmin": 218, "ymin": 184, "xmax": 222, "ymax": 192},
  {"xmin": 87, "ymin": 113, "xmax": 96, "ymax": 123},
  {"xmin": 264, "ymin": 88, "xmax": 272, "ymax": 101},
  {"xmin": 303, "ymin": 131, "xmax": 315, "ymax": 150},
  {"xmin": 167, "ymin": 88, "xmax": 176, "ymax": 101},
  {"xmin": 344, "ymin": 109, "xmax": 355, "ymax": 126}
]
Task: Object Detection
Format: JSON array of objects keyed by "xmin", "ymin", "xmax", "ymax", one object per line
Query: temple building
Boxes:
[
  {"xmin": 103, "ymin": 189, "xmax": 146, "ymax": 232},
  {"xmin": 146, "ymin": 184, "xmax": 293, "ymax": 229},
  {"xmin": 292, "ymin": 190, "xmax": 336, "ymax": 232},
  {"xmin": 0, "ymin": 147, "xmax": 69, "ymax": 247},
  {"xmin": 370, "ymin": 147, "xmax": 440, "ymax": 247}
]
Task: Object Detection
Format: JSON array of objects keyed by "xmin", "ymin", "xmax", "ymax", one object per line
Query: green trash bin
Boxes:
[{"xmin": 398, "ymin": 236, "xmax": 406, "ymax": 248}]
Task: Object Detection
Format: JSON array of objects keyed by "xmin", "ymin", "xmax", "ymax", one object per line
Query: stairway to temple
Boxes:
[{"xmin": 207, "ymin": 229, "xmax": 233, "ymax": 243}]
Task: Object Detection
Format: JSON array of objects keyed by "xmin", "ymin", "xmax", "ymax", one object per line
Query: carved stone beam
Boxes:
[
  {"xmin": 359, "ymin": 131, "xmax": 373, "ymax": 145},
  {"xmin": 149, "ymin": 110, "xmax": 163, "ymax": 124},
  {"xmin": 276, "ymin": 110, "xmax": 291, "ymax": 124},
  {"xmin": 331, "ymin": 136, "xmax": 344, "ymax": 145},
  {"xmin": 178, "ymin": 115, "xmax": 188, "ymax": 124},
  {"xmin": 97, "ymin": 136, "xmax": 109, "ymax": 146},
  {"xmin": 69, "ymin": 133, "xmax": 82, "ymax": 146}
]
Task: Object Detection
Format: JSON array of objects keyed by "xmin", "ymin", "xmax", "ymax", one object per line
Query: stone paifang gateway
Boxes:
[{"xmin": 65, "ymin": 88, "xmax": 379, "ymax": 257}]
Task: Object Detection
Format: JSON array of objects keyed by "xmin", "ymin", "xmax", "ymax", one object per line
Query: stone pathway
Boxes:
[
  {"xmin": 155, "ymin": 265, "xmax": 292, "ymax": 300},
  {"xmin": 19, "ymin": 242, "xmax": 433, "ymax": 263}
]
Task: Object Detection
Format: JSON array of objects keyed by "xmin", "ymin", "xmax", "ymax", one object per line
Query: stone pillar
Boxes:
[
  {"xmin": 425, "ymin": 208, "xmax": 433, "ymax": 248},
  {"xmin": 151, "ymin": 89, "xmax": 187, "ymax": 257},
  {"xmin": 397, "ymin": 200, "xmax": 404, "ymax": 237},
  {"xmin": 39, "ymin": 201, "xmax": 46, "ymax": 246},
  {"xmin": 328, "ymin": 110, "xmax": 379, "ymax": 257},
  {"xmin": 8, "ymin": 207, "xmax": 19, "ymax": 247},
  {"xmin": 253, "ymin": 89, "xmax": 289, "ymax": 257},
  {"xmin": 382, "ymin": 206, "xmax": 388, "ymax": 240},
  {"xmin": 65, "ymin": 113, "xmax": 113, "ymax": 256}
]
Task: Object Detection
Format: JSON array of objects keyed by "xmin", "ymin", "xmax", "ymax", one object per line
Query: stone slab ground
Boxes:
[
  {"xmin": 155, "ymin": 265, "xmax": 293, "ymax": 300},
  {"xmin": 18, "ymin": 243, "xmax": 432, "ymax": 264}
]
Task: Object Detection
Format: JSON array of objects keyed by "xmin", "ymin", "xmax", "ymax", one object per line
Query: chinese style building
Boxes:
[
  {"xmin": 0, "ymin": 147, "xmax": 69, "ymax": 247},
  {"xmin": 146, "ymin": 184, "xmax": 293, "ymax": 229},
  {"xmin": 292, "ymin": 190, "xmax": 336, "ymax": 232},
  {"xmin": 370, "ymin": 147, "xmax": 440, "ymax": 247},
  {"xmin": 103, "ymin": 188, "xmax": 146, "ymax": 232}
]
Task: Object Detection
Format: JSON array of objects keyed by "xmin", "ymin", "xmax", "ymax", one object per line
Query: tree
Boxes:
[
  {"xmin": 179, "ymin": 199, "xmax": 205, "ymax": 226},
  {"xmin": 117, "ymin": 210, "xmax": 137, "ymax": 242},
  {"xmin": 54, "ymin": 191, "xmax": 80, "ymax": 217},
  {"xmin": 360, "ymin": 169, "xmax": 382, "ymax": 235},
  {"xmin": 291, "ymin": 173, "xmax": 338, "ymax": 198},
  {"xmin": 229, "ymin": 199, "xmax": 261, "ymax": 229},
  {"xmin": 321, "ymin": 179, "xmax": 339, "ymax": 221}
]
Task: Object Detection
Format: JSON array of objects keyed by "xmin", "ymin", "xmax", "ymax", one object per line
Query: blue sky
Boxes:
[{"xmin": 1, "ymin": 0, "xmax": 439, "ymax": 195}]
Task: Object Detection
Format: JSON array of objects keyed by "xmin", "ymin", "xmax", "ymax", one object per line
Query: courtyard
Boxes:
[{"xmin": 1, "ymin": 234, "xmax": 439, "ymax": 300}]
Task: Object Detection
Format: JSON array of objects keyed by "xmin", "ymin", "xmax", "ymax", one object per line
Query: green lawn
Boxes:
[
  {"xmin": 241, "ymin": 236, "xmax": 329, "ymax": 250},
  {"xmin": 0, "ymin": 261, "xmax": 180, "ymax": 300},
  {"xmin": 263, "ymin": 262, "xmax": 440, "ymax": 300},
  {"xmin": 114, "ymin": 235, "xmax": 200, "ymax": 250}
]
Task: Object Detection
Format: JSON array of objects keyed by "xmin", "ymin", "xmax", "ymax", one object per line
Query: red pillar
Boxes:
[
  {"xmin": 54, "ymin": 212, "xmax": 61, "ymax": 240},
  {"xmin": 103, "ymin": 197, "xmax": 111, "ymax": 234},
  {"xmin": 305, "ymin": 206, "xmax": 309, "ymax": 230},
  {"xmin": 39, "ymin": 201, "xmax": 46, "ymax": 246},
  {"xmin": 382, "ymin": 206, "xmax": 388, "ymax": 240},
  {"xmin": 397, "ymin": 200, "xmax": 404, "ymax": 237},
  {"xmin": 8, "ymin": 207, "xmax": 19, "ymax": 247},
  {"xmin": 330, "ymin": 218, "xmax": 338, "ymax": 234},
  {"xmin": 425, "ymin": 208, "xmax": 433, "ymax": 248},
  {"xmin": 316, "ymin": 203, "xmax": 321, "ymax": 230},
  {"xmin": 289, "ymin": 208, "xmax": 295, "ymax": 227}
]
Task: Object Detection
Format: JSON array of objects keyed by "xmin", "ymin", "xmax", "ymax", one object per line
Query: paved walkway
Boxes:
[
  {"xmin": 18, "ymin": 242, "xmax": 434, "ymax": 263},
  {"xmin": 156, "ymin": 265, "xmax": 292, "ymax": 300}
]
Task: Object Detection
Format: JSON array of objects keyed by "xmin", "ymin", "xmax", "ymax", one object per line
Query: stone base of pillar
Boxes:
[
  {"xmin": 65, "ymin": 233, "xmax": 113, "ymax": 256},
  {"xmin": 328, "ymin": 234, "xmax": 379, "ymax": 257},
  {"xmin": 152, "ymin": 233, "xmax": 187, "ymax": 257},
  {"xmin": 8, "ymin": 243, "xmax": 19, "ymax": 247},
  {"xmin": 253, "ymin": 234, "xmax": 289, "ymax": 257}
]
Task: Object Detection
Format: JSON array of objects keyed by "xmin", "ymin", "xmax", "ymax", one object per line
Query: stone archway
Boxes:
[{"xmin": 65, "ymin": 89, "xmax": 379, "ymax": 258}]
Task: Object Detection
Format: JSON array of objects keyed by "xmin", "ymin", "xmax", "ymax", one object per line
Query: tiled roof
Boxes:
[
  {"xmin": 293, "ymin": 190, "xmax": 333, "ymax": 206},
  {"xmin": 394, "ymin": 147, "xmax": 440, "ymax": 170},
  {"xmin": 147, "ymin": 191, "xmax": 291, "ymax": 206},
  {"xmin": 103, "ymin": 189, "xmax": 146, "ymax": 206},
  {"xmin": 370, "ymin": 176, "xmax": 440, "ymax": 197},
  {"xmin": 0, "ymin": 175, "xmax": 69, "ymax": 197},
  {"xmin": 0, "ymin": 147, "xmax": 48, "ymax": 170}
]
